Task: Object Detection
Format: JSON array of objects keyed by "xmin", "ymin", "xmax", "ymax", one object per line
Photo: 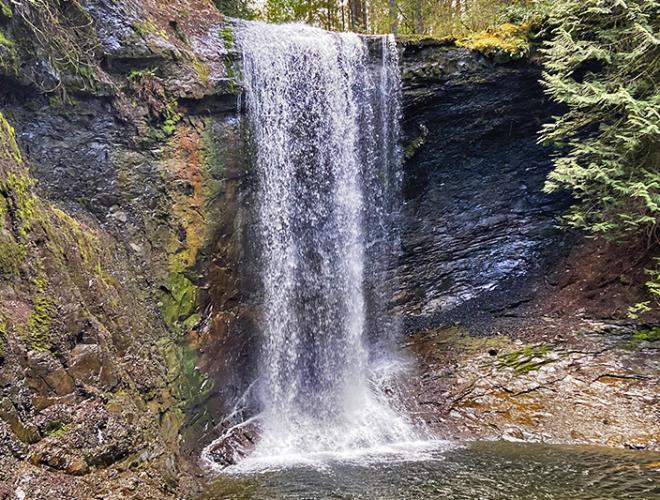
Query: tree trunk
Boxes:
[
  {"xmin": 341, "ymin": 0, "xmax": 346, "ymax": 31},
  {"xmin": 349, "ymin": 0, "xmax": 357, "ymax": 31},
  {"xmin": 413, "ymin": 0, "xmax": 423, "ymax": 34},
  {"xmin": 388, "ymin": 0, "xmax": 397, "ymax": 34}
]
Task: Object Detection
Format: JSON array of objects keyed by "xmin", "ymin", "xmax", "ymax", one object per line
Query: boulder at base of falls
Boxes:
[{"xmin": 206, "ymin": 421, "xmax": 261, "ymax": 467}]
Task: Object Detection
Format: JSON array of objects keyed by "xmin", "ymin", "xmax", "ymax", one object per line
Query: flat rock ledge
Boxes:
[{"xmin": 406, "ymin": 319, "xmax": 659, "ymax": 450}]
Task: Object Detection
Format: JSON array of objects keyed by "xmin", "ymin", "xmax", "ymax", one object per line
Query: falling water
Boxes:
[{"xmin": 226, "ymin": 21, "xmax": 421, "ymax": 467}]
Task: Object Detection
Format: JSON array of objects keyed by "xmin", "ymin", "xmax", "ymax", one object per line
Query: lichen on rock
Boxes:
[{"xmin": 457, "ymin": 22, "xmax": 533, "ymax": 60}]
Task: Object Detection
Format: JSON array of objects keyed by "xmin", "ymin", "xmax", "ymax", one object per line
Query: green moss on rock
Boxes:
[
  {"xmin": 0, "ymin": 2, "xmax": 11, "ymax": 19},
  {"xmin": 134, "ymin": 18, "xmax": 169, "ymax": 40},
  {"xmin": 0, "ymin": 30, "xmax": 12, "ymax": 47},
  {"xmin": 219, "ymin": 27, "xmax": 234, "ymax": 50},
  {"xmin": 457, "ymin": 22, "xmax": 532, "ymax": 59},
  {"xmin": 0, "ymin": 0, "xmax": 12, "ymax": 18},
  {"xmin": 0, "ymin": 113, "xmax": 35, "ymax": 274},
  {"xmin": 192, "ymin": 57, "xmax": 210, "ymax": 84},
  {"xmin": 127, "ymin": 66, "xmax": 158, "ymax": 82},
  {"xmin": 176, "ymin": 341, "xmax": 214, "ymax": 442},
  {"xmin": 162, "ymin": 272, "xmax": 198, "ymax": 332},
  {"xmin": 222, "ymin": 55, "xmax": 240, "ymax": 95},
  {"xmin": 179, "ymin": 342, "xmax": 211, "ymax": 406},
  {"xmin": 5, "ymin": 172, "xmax": 37, "ymax": 238},
  {"xmin": 26, "ymin": 268, "xmax": 56, "ymax": 352},
  {"xmin": 0, "ymin": 111, "xmax": 23, "ymax": 163},
  {"xmin": 0, "ymin": 237, "xmax": 25, "ymax": 275},
  {"xmin": 163, "ymin": 98, "xmax": 182, "ymax": 136},
  {"xmin": 46, "ymin": 422, "xmax": 70, "ymax": 437},
  {"xmin": 50, "ymin": 207, "xmax": 94, "ymax": 264},
  {"xmin": 632, "ymin": 327, "xmax": 660, "ymax": 343},
  {"xmin": 498, "ymin": 344, "xmax": 553, "ymax": 375}
]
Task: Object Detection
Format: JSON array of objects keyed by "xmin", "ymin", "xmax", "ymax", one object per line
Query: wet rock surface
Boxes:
[
  {"xmin": 407, "ymin": 319, "xmax": 659, "ymax": 450},
  {"xmin": 0, "ymin": 0, "xmax": 244, "ymax": 498},
  {"xmin": 205, "ymin": 420, "xmax": 260, "ymax": 467},
  {"xmin": 396, "ymin": 40, "xmax": 659, "ymax": 452},
  {"xmin": 397, "ymin": 40, "xmax": 571, "ymax": 332}
]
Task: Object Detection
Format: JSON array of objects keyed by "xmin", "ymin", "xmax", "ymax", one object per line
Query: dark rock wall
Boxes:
[{"xmin": 396, "ymin": 40, "xmax": 571, "ymax": 333}]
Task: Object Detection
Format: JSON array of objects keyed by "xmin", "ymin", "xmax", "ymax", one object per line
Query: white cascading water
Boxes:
[{"xmin": 212, "ymin": 21, "xmax": 426, "ymax": 469}]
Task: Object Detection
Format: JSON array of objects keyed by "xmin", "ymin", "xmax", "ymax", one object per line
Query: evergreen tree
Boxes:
[
  {"xmin": 540, "ymin": 0, "xmax": 659, "ymax": 309},
  {"xmin": 541, "ymin": 0, "xmax": 659, "ymax": 236}
]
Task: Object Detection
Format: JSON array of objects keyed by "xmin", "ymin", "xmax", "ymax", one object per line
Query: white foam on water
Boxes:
[{"xmin": 224, "ymin": 440, "xmax": 455, "ymax": 474}]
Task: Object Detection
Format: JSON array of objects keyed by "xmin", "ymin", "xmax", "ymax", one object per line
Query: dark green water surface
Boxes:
[{"xmin": 202, "ymin": 441, "xmax": 660, "ymax": 500}]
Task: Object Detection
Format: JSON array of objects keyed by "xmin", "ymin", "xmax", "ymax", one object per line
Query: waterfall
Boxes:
[{"xmin": 233, "ymin": 21, "xmax": 418, "ymax": 464}]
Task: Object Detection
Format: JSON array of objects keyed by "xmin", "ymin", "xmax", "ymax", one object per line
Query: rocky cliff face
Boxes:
[
  {"xmin": 395, "ymin": 39, "xmax": 659, "ymax": 451},
  {"xmin": 0, "ymin": 0, "xmax": 248, "ymax": 497},
  {"xmin": 396, "ymin": 39, "xmax": 571, "ymax": 332}
]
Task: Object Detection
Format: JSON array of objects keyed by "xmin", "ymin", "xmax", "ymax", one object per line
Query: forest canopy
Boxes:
[
  {"xmin": 214, "ymin": 0, "xmax": 530, "ymax": 35},
  {"xmin": 539, "ymin": 0, "xmax": 659, "ymax": 315}
]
